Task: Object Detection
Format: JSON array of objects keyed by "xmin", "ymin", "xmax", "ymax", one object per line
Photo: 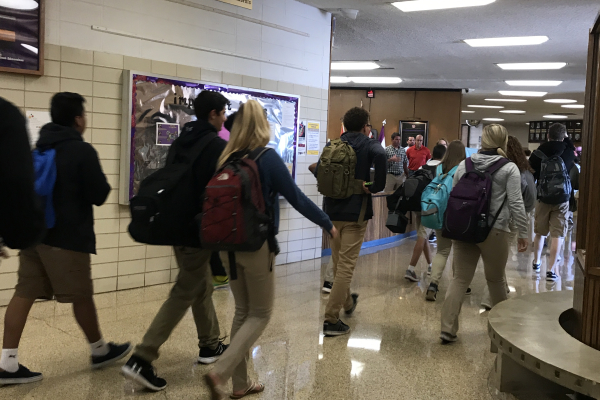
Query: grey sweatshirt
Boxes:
[{"xmin": 453, "ymin": 154, "xmax": 529, "ymax": 239}]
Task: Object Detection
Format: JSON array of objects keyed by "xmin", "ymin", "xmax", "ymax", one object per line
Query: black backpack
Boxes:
[
  {"xmin": 533, "ymin": 149, "xmax": 571, "ymax": 205},
  {"xmin": 129, "ymin": 132, "xmax": 217, "ymax": 246},
  {"xmin": 387, "ymin": 168, "xmax": 434, "ymax": 213}
]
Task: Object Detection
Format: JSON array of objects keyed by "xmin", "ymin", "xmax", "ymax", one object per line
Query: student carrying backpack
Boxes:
[
  {"xmin": 421, "ymin": 164, "xmax": 457, "ymax": 230},
  {"xmin": 533, "ymin": 149, "xmax": 571, "ymax": 205},
  {"xmin": 316, "ymin": 138, "xmax": 365, "ymax": 199}
]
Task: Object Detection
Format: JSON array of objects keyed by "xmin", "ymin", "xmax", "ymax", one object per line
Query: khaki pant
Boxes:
[
  {"xmin": 213, "ymin": 242, "xmax": 275, "ymax": 392},
  {"xmin": 325, "ymin": 221, "xmax": 368, "ymax": 324},
  {"xmin": 384, "ymin": 173, "xmax": 404, "ymax": 193},
  {"xmin": 429, "ymin": 229, "xmax": 453, "ymax": 286},
  {"xmin": 441, "ymin": 229, "xmax": 510, "ymax": 336},
  {"xmin": 534, "ymin": 201, "xmax": 568, "ymax": 238},
  {"xmin": 324, "ymin": 258, "xmax": 334, "ymax": 282},
  {"xmin": 134, "ymin": 246, "xmax": 220, "ymax": 362}
]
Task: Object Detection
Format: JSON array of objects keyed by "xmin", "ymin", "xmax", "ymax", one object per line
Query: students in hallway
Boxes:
[
  {"xmin": 385, "ymin": 132, "xmax": 410, "ymax": 192},
  {"xmin": 424, "ymin": 141, "xmax": 466, "ymax": 301},
  {"xmin": 316, "ymin": 107, "xmax": 387, "ymax": 337},
  {"xmin": 406, "ymin": 134, "xmax": 431, "ymax": 176},
  {"xmin": 404, "ymin": 144, "xmax": 446, "ymax": 283},
  {"xmin": 204, "ymin": 100, "xmax": 336, "ymax": 399},
  {"xmin": 440, "ymin": 124, "xmax": 528, "ymax": 343},
  {"xmin": 0, "ymin": 93, "xmax": 131, "ymax": 385},
  {"xmin": 122, "ymin": 91, "xmax": 230, "ymax": 391},
  {"xmin": 529, "ymin": 123, "xmax": 575, "ymax": 282},
  {"xmin": 403, "ymin": 135, "xmax": 415, "ymax": 151}
]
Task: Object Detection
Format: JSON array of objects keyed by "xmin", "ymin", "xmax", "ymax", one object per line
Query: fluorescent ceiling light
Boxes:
[
  {"xmin": 485, "ymin": 98, "xmax": 527, "ymax": 102},
  {"xmin": 544, "ymin": 115, "xmax": 568, "ymax": 119},
  {"xmin": 544, "ymin": 99, "xmax": 577, "ymax": 103},
  {"xmin": 483, "ymin": 118, "xmax": 504, "ymax": 121},
  {"xmin": 330, "ymin": 76, "xmax": 352, "ymax": 83},
  {"xmin": 0, "ymin": 0, "xmax": 38, "ymax": 9},
  {"xmin": 392, "ymin": 0, "xmax": 495, "ymax": 12},
  {"xmin": 497, "ymin": 62, "xmax": 566, "ymax": 70},
  {"xmin": 468, "ymin": 105, "xmax": 504, "ymax": 109},
  {"xmin": 331, "ymin": 62, "xmax": 380, "ymax": 70},
  {"xmin": 562, "ymin": 104, "xmax": 584, "ymax": 109},
  {"xmin": 462, "ymin": 110, "xmax": 475, "ymax": 113},
  {"xmin": 499, "ymin": 90, "xmax": 547, "ymax": 97},
  {"xmin": 351, "ymin": 77, "xmax": 402, "ymax": 84},
  {"xmin": 505, "ymin": 80, "xmax": 562, "ymax": 87},
  {"xmin": 499, "ymin": 110, "xmax": 526, "ymax": 114},
  {"xmin": 464, "ymin": 36, "xmax": 549, "ymax": 47}
]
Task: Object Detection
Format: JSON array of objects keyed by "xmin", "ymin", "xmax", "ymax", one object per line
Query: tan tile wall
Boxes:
[{"xmin": 0, "ymin": 44, "xmax": 329, "ymax": 305}]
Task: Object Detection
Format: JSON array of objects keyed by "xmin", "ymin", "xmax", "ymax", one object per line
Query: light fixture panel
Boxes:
[
  {"xmin": 499, "ymin": 91, "xmax": 547, "ymax": 97},
  {"xmin": 464, "ymin": 36, "xmax": 549, "ymax": 47},
  {"xmin": 496, "ymin": 62, "xmax": 566, "ymax": 70},
  {"xmin": 392, "ymin": 0, "xmax": 496, "ymax": 12}
]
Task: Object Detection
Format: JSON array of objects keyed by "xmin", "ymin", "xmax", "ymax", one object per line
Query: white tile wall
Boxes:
[{"xmin": 0, "ymin": 0, "xmax": 331, "ymax": 304}]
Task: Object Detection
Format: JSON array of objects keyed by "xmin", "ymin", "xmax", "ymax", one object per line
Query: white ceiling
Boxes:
[{"xmin": 298, "ymin": 0, "xmax": 600, "ymax": 123}]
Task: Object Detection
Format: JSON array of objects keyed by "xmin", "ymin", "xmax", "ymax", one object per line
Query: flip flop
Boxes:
[
  {"xmin": 230, "ymin": 382, "xmax": 265, "ymax": 399},
  {"xmin": 204, "ymin": 373, "xmax": 226, "ymax": 400}
]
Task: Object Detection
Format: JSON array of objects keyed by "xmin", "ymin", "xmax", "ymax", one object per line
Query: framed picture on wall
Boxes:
[
  {"xmin": 0, "ymin": 0, "xmax": 44, "ymax": 75},
  {"xmin": 400, "ymin": 121, "xmax": 428, "ymax": 147}
]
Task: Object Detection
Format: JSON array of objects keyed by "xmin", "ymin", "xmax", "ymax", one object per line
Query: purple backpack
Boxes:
[{"xmin": 442, "ymin": 157, "xmax": 509, "ymax": 243}]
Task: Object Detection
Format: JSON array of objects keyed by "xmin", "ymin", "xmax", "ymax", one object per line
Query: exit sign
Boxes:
[{"xmin": 367, "ymin": 89, "xmax": 375, "ymax": 98}]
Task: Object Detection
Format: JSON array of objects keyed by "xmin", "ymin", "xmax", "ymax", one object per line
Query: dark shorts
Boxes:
[{"xmin": 15, "ymin": 244, "xmax": 93, "ymax": 303}]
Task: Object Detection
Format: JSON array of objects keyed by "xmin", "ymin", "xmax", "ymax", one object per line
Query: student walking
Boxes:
[
  {"xmin": 440, "ymin": 125, "xmax": 528, "ymax": 343},
  {"xmin": 203, "ymin": 100, "xmax": 336, "ymax": 399},
  {"xmin": 122, "ymin": 91, "xmax": 230, "ymax": 391},
  {"xmin": 423, "ymin": 141, "xmax": 466, "ymax": 301},
  {"xmin": 0, "ymin": 93, "xmax": 131, "ymax": 385},
  {"xmin": 529, "ymin": 123, "xmax": 574, "ymax": 282}
]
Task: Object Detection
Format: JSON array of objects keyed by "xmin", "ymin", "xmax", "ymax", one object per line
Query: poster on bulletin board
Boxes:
[
  {"xmin": 119, "ymin": 71, "xmax": 300, "ymax": 204},
  {"xmin": 306, "ymin": 121, "xmax": 320, "ymax": 155},
  {"xmin": 217, "ymin": 0, "xmax": 252, "ymax": 9}
]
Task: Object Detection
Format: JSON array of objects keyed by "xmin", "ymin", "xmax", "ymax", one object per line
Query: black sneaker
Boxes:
[
  {"xmin": 546, "ymin": 271, "xmax": 558, "ymax": 282},
  {"xmin": 322, "ymin": 281, "xmax": 333, "ymax": 294},
  {"xmin": 440, "ymin": 332, "xmax": 457, "ymax": 344},
  {"xmin": 344, "ymin": 293, "xmax": 359, "ymax": 315},
  {"xmin": 0, "ymin": 364, "xmax": 43, "ymax": 385},
  {"xmin": 532, "ymin": 262, "xmax": 541, "ymax": 273},
  {"xmin": 465, "ymin": 287, "xmax": 472, "ymax": 295},
  {"xmin": 121, "ymin": 355, "xmax": 167, "ymax": 391},
  {"xmin": 425, "ymin": 283, "xmax": 438, "ymax": 301},
  {"xmin": 91, "ymin": 342, "xmax": 132, "ymax": 369},
  {"xmin": 198, "ymin": 341, "xmax": 228, "ymax": 364},
  {"xmin": 323, "ymin": 320, "xmax": 350, "ymax": 336},
  {"xmin": 428, "ymin": 232, "xmax": 436, "ymax": 243}
]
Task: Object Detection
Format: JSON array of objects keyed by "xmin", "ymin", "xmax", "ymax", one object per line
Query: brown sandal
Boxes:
[
  {"xmin": 230, "ymin": 382, "xmax": 265, "ymax": 399},
  {"xmin": 204, "ymin": 373, "xmax": 226, "ymax": 400}
]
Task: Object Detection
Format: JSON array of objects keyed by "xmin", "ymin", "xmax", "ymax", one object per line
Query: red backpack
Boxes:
[{"xmin": 199, "ymin": 148, "xmax": 273, "ymax": 260}]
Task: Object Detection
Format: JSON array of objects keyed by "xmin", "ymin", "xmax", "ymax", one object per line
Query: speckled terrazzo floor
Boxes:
[{"xmin": 0, "ymin": 228, "xmax": 576, "ymax": 400}]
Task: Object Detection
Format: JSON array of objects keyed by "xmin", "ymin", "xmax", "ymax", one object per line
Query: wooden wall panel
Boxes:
[{"xmin": 328, "ymin": 89, "xmax": 462, "ymax": 147}]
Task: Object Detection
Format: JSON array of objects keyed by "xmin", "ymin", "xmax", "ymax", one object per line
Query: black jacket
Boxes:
[
  {"xmin": 319, "ymin": 132, "xmax": 387, "ymax": 222},
  {"xmin": 37, "ymin": 124, "xmax": 111, "ymax": 254},
  {"xmin": 0, "ymin": 98, "xmax": 45, "ymax": 249},
  {"xmin": 167, "ymin": 119, "xmax": 227, "ymax": 246},
  {"xmin": 529, "ymin": 138, "xmax": 576, "ymax": 181}
]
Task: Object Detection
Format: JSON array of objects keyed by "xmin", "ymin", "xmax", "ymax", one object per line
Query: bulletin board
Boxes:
[{"xmin": 119, "ymin": 71, "xmax": 300, "ymax": 204}]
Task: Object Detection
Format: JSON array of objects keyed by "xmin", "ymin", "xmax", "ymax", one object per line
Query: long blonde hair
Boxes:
[
  {"xmin": 481, "ymin": 124, "xmax": 508, "ymax": 158},
  {"xmin": 441, "ymin": 140, "xmax": 466, "ymax": 174},
  {"xmin": 218, "ymin": 100, "xmax": 271, "ymax": 168}
]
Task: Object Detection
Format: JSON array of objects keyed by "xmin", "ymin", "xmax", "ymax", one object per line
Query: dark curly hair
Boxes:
[
  {"xmin": 343, "ymin": 107, "xmax": 370, "ymax": 132},
  {"xmin": 507, "ymin": 135, "xmax": 533, "ymax": 173}
]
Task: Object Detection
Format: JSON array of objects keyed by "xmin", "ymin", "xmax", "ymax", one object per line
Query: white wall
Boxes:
[{"xmin": 45, "ymin": 0, "xmax": 331, "ymax": 89}]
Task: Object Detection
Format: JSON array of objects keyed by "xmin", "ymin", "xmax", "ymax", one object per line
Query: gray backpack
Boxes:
[{"xmin": 533, "ymin": 149, "xmax": 571, "ymax": 205}]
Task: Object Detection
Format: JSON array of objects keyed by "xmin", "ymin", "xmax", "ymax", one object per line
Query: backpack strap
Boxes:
[
  {"xmin": 248, "ymin": 146, "xmax": 271, "ymax": 161},
  {"xmin": 465, "ymin": 157, "xmax": 474, "ymax": 172},
  {"xmin": 533, "ymin": 149, "xmax": 548, "ymax": 161},
  {"xmin": 486, "ymin": 158, "xmax": 510, "ymax": 175}
]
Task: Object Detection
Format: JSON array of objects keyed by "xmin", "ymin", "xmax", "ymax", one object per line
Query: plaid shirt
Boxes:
[{"xmin": 385, "ymin": 145, "xmax": 408, "ymax": 175}]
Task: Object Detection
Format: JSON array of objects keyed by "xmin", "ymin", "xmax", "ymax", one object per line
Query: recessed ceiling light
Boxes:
[
  {"xmin": 462, "ymin": 110, "xmax": 475, "ymax": 113},
  {"xmin": 392, "ymin": 0, "xmax": 495, "ymax": 12},
  {"xmin": 331, "ymin": 62, "xmax": 380, "ymax": 70},
  {"xmin": 468, "ymin": 105, "xmax": 504, "ymax": 109},
  {"xmin": 499, "ymin": 90, "xmax": 547, "ymax": 97},
  {"xmin": 544, "ymin": 99, "xmax": 577, "ymax": 103},
  {"xmin": 496, "ymin": 62, "xmax": 566, "ymax": 70},
  {"xmin": 561, "ymin": 104, "xmax": 584, "ymax": 109},
  {"xmin": 350, "ymin": 77, "xmax": 402, "ymax": 84},
  {"xmin": 505, "ymin": 80, "xmax": 562, "ymax": 86},
  {"xmin": 330, "ymin": 77, "xmax": 352, "ymax": 83},
  {"xmin": 463, "ymin": 36, "xmax": 548, "ymax": 47},
  {"xmin": 543, "ymin": 115, "xmax": 568, "ymax": 119},
  {"xmin": 499, "ymin": 110, "xmax": 526, "ymax": 114},
  {"xmin": 485, "ymin": 98, "xmax": 527, "ymax": 102},
  {"xmin": 483, "ymin": 118, "xmax": 504, "ymax": 121}
]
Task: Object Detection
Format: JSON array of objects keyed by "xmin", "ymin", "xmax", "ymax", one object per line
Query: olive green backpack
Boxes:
[{"xmin": 316, "ymin": 138, "xmax": 364, "ymax": 199}]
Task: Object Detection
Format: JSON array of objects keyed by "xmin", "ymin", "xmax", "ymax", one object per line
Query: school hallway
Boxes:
[{"xmin": 0, "ymin": 228, "xmax": 575, "ymax": 400}]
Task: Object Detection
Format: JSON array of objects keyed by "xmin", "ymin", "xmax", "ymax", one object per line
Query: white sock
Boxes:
[
  {"xmin": 90, "ymin": 338, "xmax": 109, "ymax": 357},
  {"xmin": 428, "ymin": 263, "xmax": 432, "ymax": 269},
  {"xmin": 0, "ymin": 349, "xmax": 19, "ymax": 373},
  {"xmin": 408, "ymin": 265, "xmax": 416, "ymax": 272}
]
